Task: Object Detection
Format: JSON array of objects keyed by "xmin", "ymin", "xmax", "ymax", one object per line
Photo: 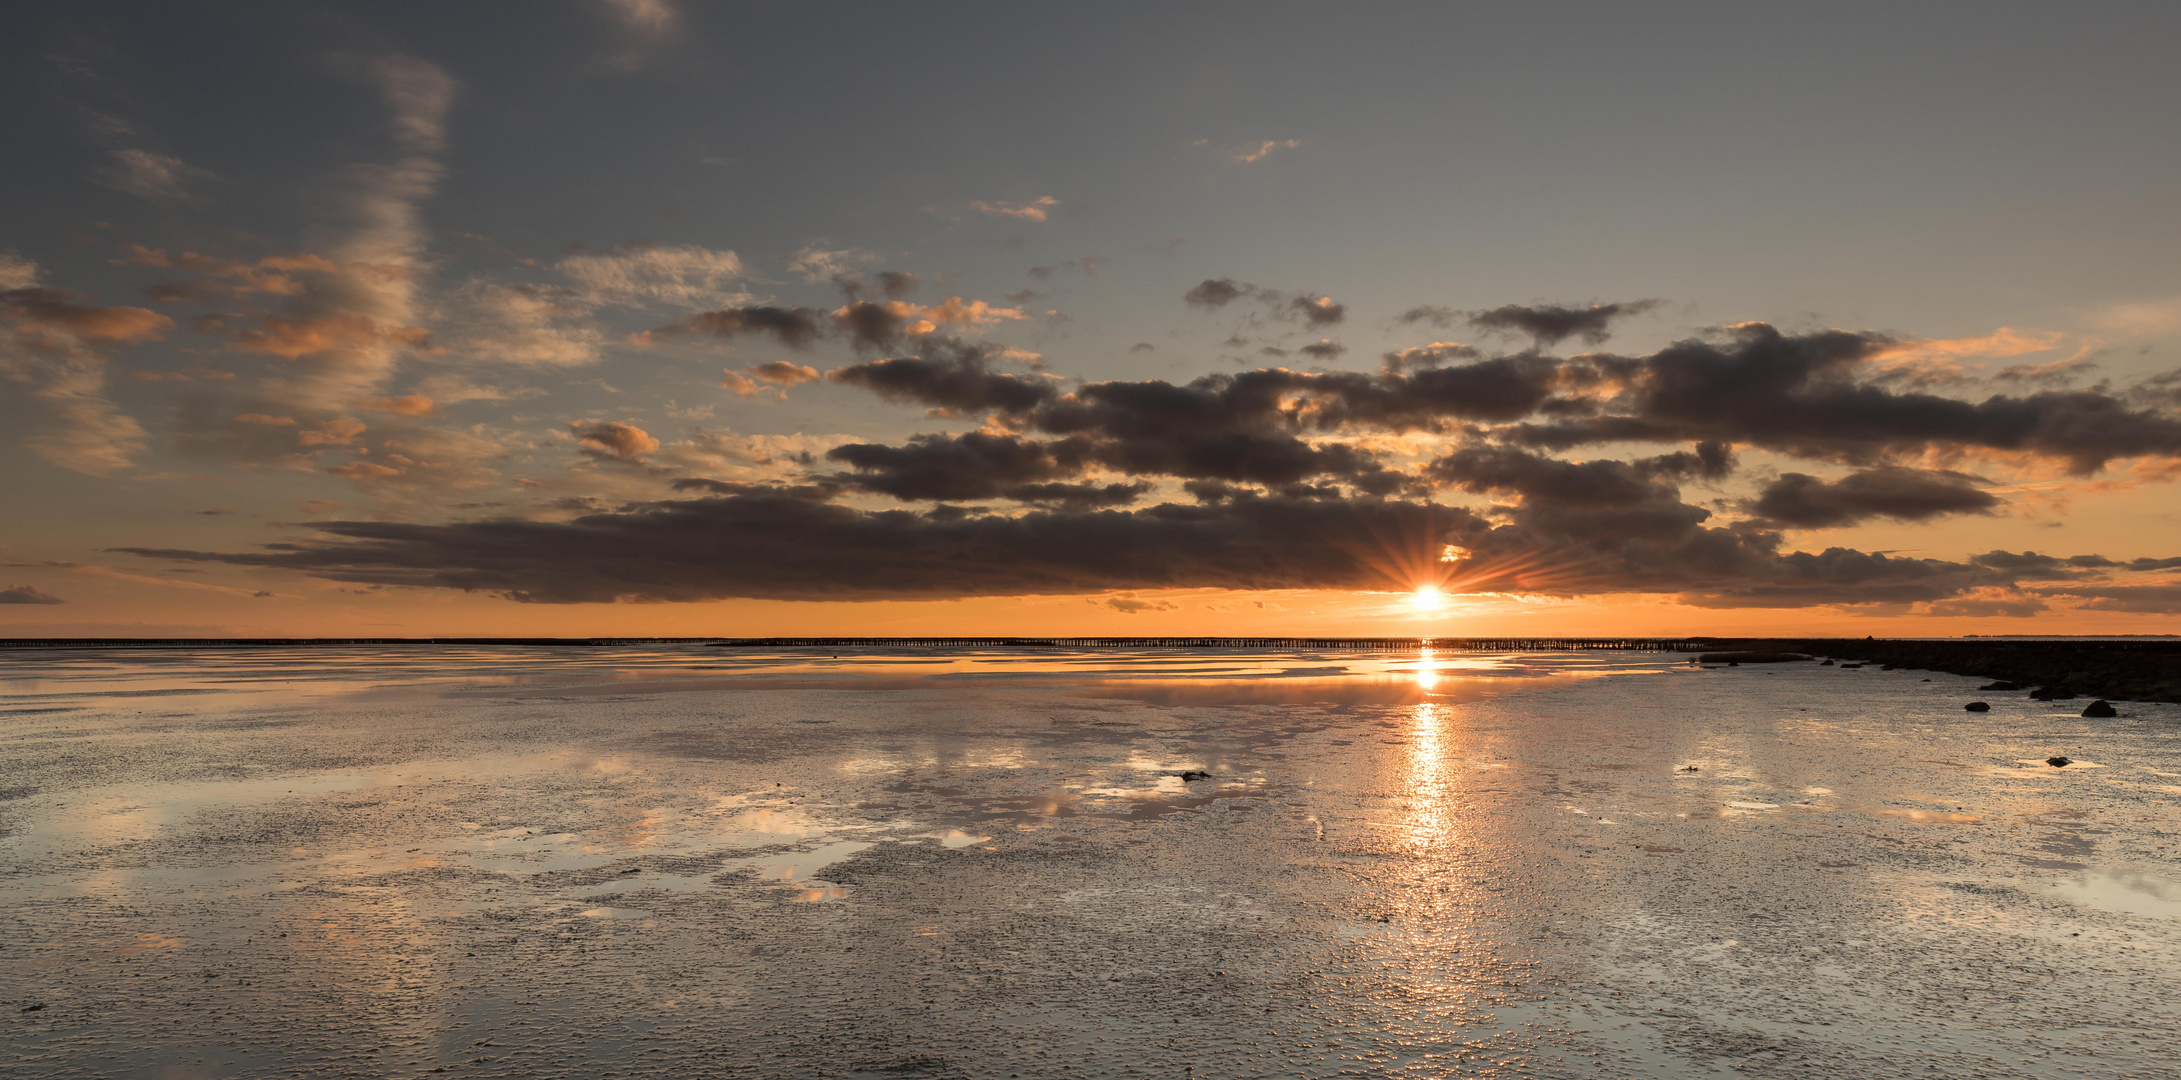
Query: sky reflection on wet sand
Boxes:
[{"xmin": 3, "ymin": 644, "xmax": 2179, "ymax": 1077}]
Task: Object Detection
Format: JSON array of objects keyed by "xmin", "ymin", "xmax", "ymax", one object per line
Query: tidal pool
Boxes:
[{"xmin": 2, "ymin": 644, "xmax": 2178, "ymax": 1077}]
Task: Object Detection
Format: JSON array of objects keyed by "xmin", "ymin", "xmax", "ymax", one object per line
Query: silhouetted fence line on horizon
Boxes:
[
  {"xmin": 709, "ymin": 637, "xmax": 1703, "ymax": 652},
  {"xmin": 0, "ymin": 636, "xmax": 1706, "ymax": 651}
]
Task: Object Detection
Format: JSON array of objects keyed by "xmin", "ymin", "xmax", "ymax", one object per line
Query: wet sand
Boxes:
[{"xmin": 3, "ymin": 646, "xmax": 2178, "ymax": 1078}]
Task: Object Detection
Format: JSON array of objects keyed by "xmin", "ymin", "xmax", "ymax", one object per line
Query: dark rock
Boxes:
[
  {"xmin": 2047, "ymin": 756, "xmax": 2072, "ymax": 768},
  {"xmin": 1821, "ymin": 658, "xmax": 1836, "ymax": 666},
  {"xmin": 1677, "ymin": 765, "xmax": 1700, "ymax": 772},
  {"xmin": 1178, "ymin": 769, "xmax": 1212, "ymax": 782},
  {"xmin": 2030, "ymin": 686, "xmax": 2078, "ymax": 701},
  {"xmin": 1667, "ymin": 639, "xmax": 2181, "ymax": 704},
  {"xmin": 20, "ymin": 1003, "xmax": 43, "ymax": 1012},
  {"xmin": 2081, "ymin": 699, "xmax": 2117, "ymax": 718},
  {"xmin": 1964, "ymin": 702, "xmax": 1990, "ymax": 712},
  {"xmin": 1698, "ymin": 651, "xmax": 1809, "ymax": 664}
]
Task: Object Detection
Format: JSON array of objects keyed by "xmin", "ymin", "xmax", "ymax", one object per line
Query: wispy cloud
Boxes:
[
  {"xmin": 786, "ymin": 244, "xmax": 874, "ymax": 283},
  {"xmin": 967, "ymin": 196, "xmax": 1059, "ymax": 222},
  {"xmin": 10, "ymin": 560, "xmax": 296, "ymax": 599},
  {"xmin": 93, "ymin": 148, "xmax": 212, "ymax": 203},
  {"xmin": 1230, "ymin": 139, "xmax": 1300, "ymax": 163},
  {"xmin": 0, "ymin": 259, "xmax": 167, "ymax": 474},
  {"xmin": 234, "ymin": 55, "xmax": 453, "ymax": 411},
  {"xmin": 559, "ymin": 243, "xmax": 747, "ymax": 308},
  {"xmin": 602, "ymin": 0, "xmax": 677, "ymax": 33}
]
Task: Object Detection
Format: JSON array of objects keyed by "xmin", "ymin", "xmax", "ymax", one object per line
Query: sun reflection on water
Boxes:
[{"xmin": 1405, "ymin": 680, "xmax": 1457, "ymax": 853}]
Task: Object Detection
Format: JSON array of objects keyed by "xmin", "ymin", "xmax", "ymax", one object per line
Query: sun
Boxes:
[{"xmin": 1409, "ymin": 585, "xmax": 1446, "ymax": 611}]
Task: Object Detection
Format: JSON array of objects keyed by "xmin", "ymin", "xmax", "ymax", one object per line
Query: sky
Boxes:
[{"xmin": 5, "ymin": 0, "xmax": 2181, "ymax": 638}]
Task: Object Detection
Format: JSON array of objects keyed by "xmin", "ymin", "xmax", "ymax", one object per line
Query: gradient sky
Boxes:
[{"xmin": 5, "ymin": 1, "xmax": 2181, "ymax": 638}]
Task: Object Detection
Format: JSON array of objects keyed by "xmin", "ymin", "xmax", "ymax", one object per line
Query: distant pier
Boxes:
[
  {"xmin": 0, "ymin": 635, "xmax": 1701, "ymax": 652},
  {"xmin": 710, "ymin": 637, "xmax": 1700, "ymax": 652}
]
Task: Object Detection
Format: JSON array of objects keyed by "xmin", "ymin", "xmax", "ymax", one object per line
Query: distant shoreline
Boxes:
[
  {"xmin": 2, "ymin": 634, "xmax": 2176, "ymax": 649},
  {"xmin": 5, "ymin": 634, "xmax": 2179, "ymax": 704}
]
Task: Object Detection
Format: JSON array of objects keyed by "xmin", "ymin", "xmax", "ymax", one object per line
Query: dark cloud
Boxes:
[
  {"xmin": 1969, "ymin": 550, "xmax": 2181, "ymax": 576},
  {"xmin": 1381, "ymin": 342, "xmax": 1478, "ymax": 373},
  {"xmin": 1969, "ymin": 550, "xmax": 2099, "ymax": 578},
  {"xmin": 832, "ymin": 300, "xmax": 912, "ymax": 349},
  {"xmin": 1492, "ymin": 324, "xmax": 2181, "ymax": 472},
  {"xmin": 1639, "ymin": 441, "xmax": 1737, "ymax": 481},
  {"xmin": 115, "ymin": 494, "xmax": 1495, "ymax": 602},
  {"xmin": 826, "ymin": 342, "xmax": 1058, "ymax": 417},
  {"xmin": 1468, "ymin": 300, "xmax": 1661, "ymax": 346},
  {"xmin": 826, "ymin": 432, "xmax": 1088, "ymax": 502},
  {"xmin": 831, "ymin": 271, "xmax": 924, "ymax": 302},
  {"xmin": 1290, "ymin": 296, "xmax": 1345, "ymax": 326},
  {"xmin": 1002, "ymin": 481, "xmax": 1153, "ymax": 511},
  {"xmin": 670, "ymin": 478, "xmax": 844, "ymax": 500},
  {"xmin": 119, "ymin": 486, "xmax": 2054, "ymax": 610},
  {"xmin": 1029, "ymin": 371, "xmax": 1401, "ymax": 488},
  {"xmin": 647, "ymin": 305, "xmax": 827, "ymax": 349},
  {"xmin": 1184, "ymin": 278, "xmax": 1246, "ymax": 308},
  {"xmin": 1182, "ymin": 279, "xmax": 1343, "ymax": 325},
  {"xmin": 874, "ymin": 271, "xmax": 920, "ymax": 299},
  {"xmin": 1298, "ymin": 340, "xmax": 1346, "ymax": 360},
  {"xmin": 1395, "ymin": 305, "xmax": 1458, "ymax": 329},
  {"xmin": 796, "ymin": 322, "xmax": 2181, "ymax": 508},
  {"xmin": 1425, "ymin": 445, "xmax": 1711, "ymax": 546},
  {"xmin": 0, "ymin": 585, "xmax": 64, "ymax": 604},
  {"xmin": 84, "ymin": 266, "xmax": 2181, "ymax": 617},
  {"xmin": 1283, "ymin": 355, "xmax": 1600, "ymax": 429},
  {"xmin": 653, "ymin": 294, "xmax": 1030, "ymax": 355},
  {"xmin": 810, "ymin": 359, "xmax": 1616, "ymax": 498},
  {"xmin": 1749, "ymin": 467, "xmax": 2001, "ymax": 528},
  {"xmin": 1028, "ymin": 257, "xmax": 1099, "ymax": 280},
  {"xmin": 1129, "ymin": 342, "xmax": 1156, "ymax": 353}
]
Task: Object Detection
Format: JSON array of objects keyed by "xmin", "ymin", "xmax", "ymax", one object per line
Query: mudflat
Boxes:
[{"xmin": 3, "ymin": 645, "xmax": 2178, "ymax": 1078}]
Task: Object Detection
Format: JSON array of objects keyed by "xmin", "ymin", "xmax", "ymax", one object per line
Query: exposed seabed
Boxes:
[{"xmin": 3, "ymin": 645, "xmax": 2178, "ymax": 1077}]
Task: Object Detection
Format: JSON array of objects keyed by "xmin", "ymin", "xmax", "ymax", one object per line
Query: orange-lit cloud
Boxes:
[
  {"xmin": 573, "ymin": 421, "xmax": 660, "ymax": 463},
  {"xmin": 1866, "ymin": 327, "xmax": 2068, "ymax": 385},
  {"xmin": 228, "ymin": 313, "xmax": 433, "ymax": 360},
  {"xmin": 1, "ymin": 267, "xmax": 167, "ymax": 475},
  {"xmin": 723, "ymin": 361, "xmax": 822, "ymax": 398},
  {"xmin": 358, "ymin": 395, "xmax": 439, "ymax": 416}
]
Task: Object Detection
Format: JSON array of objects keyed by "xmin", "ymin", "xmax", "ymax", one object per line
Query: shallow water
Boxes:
[{"xmin": 3, "ymin": 645, "xmax": 2178, "ymax": 1078}]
